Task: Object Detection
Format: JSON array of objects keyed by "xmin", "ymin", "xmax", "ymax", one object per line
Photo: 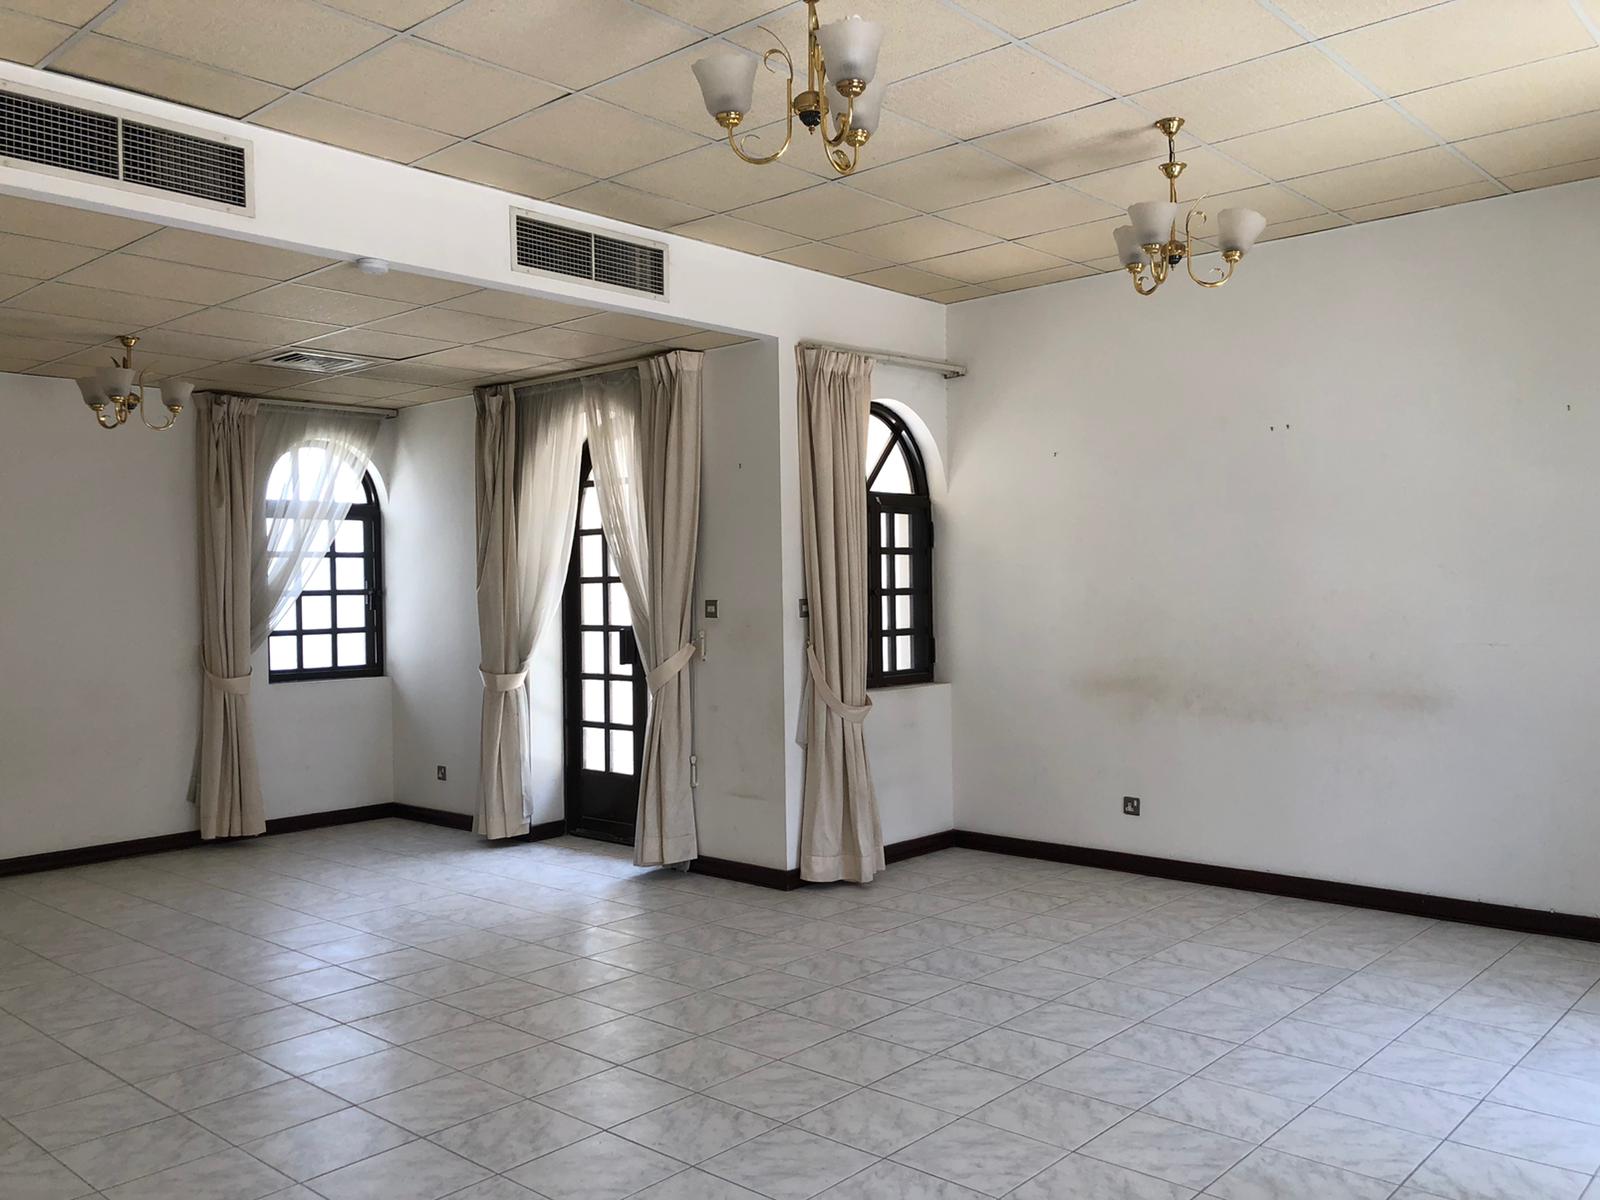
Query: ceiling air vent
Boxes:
[
  {"xmin": 253, "ymin": 349, "xmax": 376, "ymax": 374},
  {"xmin": 0, "ymin": 82, "xmax": 251, "ymax": 212},
  {"xmin": 513, "ymin": 211, "xmax": 667, "ymax": 297}
]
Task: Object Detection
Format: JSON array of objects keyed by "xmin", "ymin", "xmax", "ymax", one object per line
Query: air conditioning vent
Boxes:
[
  {"xmin": 252, "ymin": 349, "xmax": 376, "ymax": 374},
  {"xmin": 0, "ymin": 83, "xmax": 250, "ymax": 211},
  {"xmin": 513, "ymin": 211, "xmax": 666, "ymax": 297}
]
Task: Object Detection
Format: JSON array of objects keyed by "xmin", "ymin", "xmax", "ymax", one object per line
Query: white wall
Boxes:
[
  {"xmin": 0, "ymin": 374, "xmax": 393, "ymax": 856},
  {"xmin": 946, "ymin": 179, "xmax": 1600, "ymax": 916}
]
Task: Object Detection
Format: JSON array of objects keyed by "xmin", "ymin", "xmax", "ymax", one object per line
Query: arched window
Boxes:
[
  {"xmin": 867, "ymin": 403, "xmax": 933, "ymax": 687},
  {"xmin": 265, "ymin": 445, "xmax": 384, "ymax": 682}
]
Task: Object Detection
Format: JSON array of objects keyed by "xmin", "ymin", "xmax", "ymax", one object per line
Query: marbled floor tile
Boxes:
[
  {"xmin": 1264, "ymin": 1106, "xmax": 1437, "ymax": 1182},
  {"xmin": 704, "ymin": 1062, "xmax": 854, "ymax": 1122},
  {"xmin": 702, "ymin": 1126, "xmax": 878, "ymax": 1200},
  {"xmin": 1314, "ymin": 1071, "xmax": 1476, "ymax": 1138},
  {"xmin": 1200, "ymin": 1046, "xmax": 1349, "ymax": 1104},
  {"xmin": 1449, "ymin": 1100, "xmax": 1600, "ymax": 1174},
  {"xmin": 1010, "ymin": 1151, "xmax": 1196, "ymax": 1199},
  {"xmin": 919, "ymin": 983, "xmax": 1043, "ymax": 1026},
  {"xmin": 1407, "ymin": 1140, "xmax": 1590, "ymax": 1200},
  {"xmin": 1080, "ymin": 1113, "xmax": 1251, "ymax": 1190},
  {"xmin": 972, "ymin": 1079, "xmax": 1128, "ymax": 1149},
  {"xmin": 1205, "ymin": 1146, "xmax": 1396, "ymax": 1200},
  {"xmin": 784, "ymin": 1031, "xmax": 927, "ymax": 1086},
  {"xmin": 1144, "ymin": 1077, "xmax": 1305, "ymax": 1143},
  {"xmin": 1101, "ymin": 1022, "xmax": 1236, "ymax": 1074},
  {"xmin": 363, "ymin": 1072, "xmax": 520, "ymax": 1136},
  {"xmin": 1004, "ymin": 1001, "xmax": 1137, "ymax": 1048},
  {"xmin": 612, "ymin": 1093, "xmax": 776, "ymax": 1163},
  {"xmin": 0, "ymin": 1060, "xmax": 121, "ymax": 1118},
  {"xmin": 245, "ymin": 1106, "xmax": 413, "ymax": 1179},
  {"xmin": 856, "ymin": 1008, "xmax": 990, "ymax": 1054},
  {"xmin": 1146, "ymin": 997, "xmax": 1278, "ymax": 1044},
  {"xmin": 872, "ymin": 1055, "xmax": 1018, "ymax": 1115},
  {"xmin": 1038, "ymin": 1049, "xmax": 1187, "ymax": 1107},
  {"xmin": 55, "ymin": 1112, "xmax": 229, "ymax": 1189},
  {"xmin": 780, "ymin": 987, "xmax": 902, "ymax": 1030},
  {"xmin": 892, "ymin": 1117, "xmax": 1064, "ymax": 1198},
  {"xmin": 11, "ymin": 1084, "xmax": 172, "ymax": 1150},
  {"xmin": 633, "ymin": 1167, "xmax": 768, "ymax": 1199},
  {"xmin": 942, "ymin": 1028, "xmax": 1078, "ymax": 1079},
  {"xmin": 1397, "ymin": 1014, "xmax": 1538, "ymax": 1066},
  {"xmin": 796, "ymin": 1088, "xmax": 950, "ymax": 1156},
  {"xmin": 1248, "ymin": 1017, "xmax": 1387, "ymax": 1068},
  {"xmin": 305, "ymin": 1139, "xmax": 488, "ymax": 1200},
  {"xmin": 1362, "ymin": 1043, "xmax": 1510, "ymax": 1099},
  {"xmin": 1491, "ymin": 1065, "xmax": 1600, "ymax": 1125},
  {"xmin": 0, "ymin": 1139, "xmax": 93, "ymax": 1200}
]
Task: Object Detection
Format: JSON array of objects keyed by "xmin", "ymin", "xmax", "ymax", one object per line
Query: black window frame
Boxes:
[
  {"xmin": 867, "ymin": 402, "xmax": 934, "ymax": 688},
  {"xmin": 266, "ymin": 468, "xmax": 385, "ymax": 684}
]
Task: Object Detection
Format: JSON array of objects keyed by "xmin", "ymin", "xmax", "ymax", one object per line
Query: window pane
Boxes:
[
  {"xmin": 302, "ymin": 634, "xmax": 333, "ymax": 670},
  {"xmin": 579, "ymin": 487, "xmax": 601, "ymax": 530},
  {"xmin": 583, "ymin": 680, "xmax": 606, "ymax": 722},
  {"xmin": 610, "ymin": 632, "xmax": 632, "ymax": 675},
  {"xmin": 609, "ymin": 681, "xmax": 633, "ymax": 725},
  {"xmin": 580, "ymin": 534, "xmax": 603, "ymax": 577},
  {"xmin": 337, "ymin": 633, "xmax": 368, "ymax": 667},
  {"xmin": 307, "ymin": 558, "xmax": 332, "ymax": 592},
  {"xmin": 336, "ymin": 595, "xmax": 366, "ymax": 629},
  {"xmin": 866, "ymin": 413, "xmax": 891, "ymax": 476},
  {"xmin": 610, "ymin": 729, "xmax": 634, "ymax": 775},
  {"xmin": 301, "ymin": 595, "xmax": 331, "ymax": 630},
  {"xmin": 880, "ymin": 512, "xmax": 891, "ymax": 544},
  {"xmin": 583, "ymin": 727, "xmax": 606, "ymax": 770},
  {"xmin": 335, "ymin": 520, "xmax": 364, "ymax": 553},
  {"xmin": 335, "ymin": 556, "xmax": 366, "ymax": 591},
  {"xmin": 581, "ymin": 583, "xmax": 604, "ymax": 625},
  {"xmin": 269, "ymin": 636, "xmax": 297, "ymax": 671},
  {"xmin": 895, "ymin": 555, "xmax": 912, "ymax": 588},
  {"xmin": 873, "ymin": 445, "xmax": 912, "ymax": 494},
  {"xmin": 266, "ymin": 453, "xmax": 295, "ymax": 502},
  {"xmin": 273, "ymin": 604, "xmax": 298, "ymax": 633},
  {"xmin": 881, "ymin": 636, "xmax": 894, "ymax": 671},
  {"xmin": 895, "ymin": 596, "xmax": 912, "ymax": 628},
  {"xmin": 582, "ymin": 631, "xmax": 605, "ymax": 673},
  {"xmin": 897, "ymin": 635, "xmax": 913, "ymax": 668},
  {"xmin": 608, "ymin": 583, "xmax": 630, "ymax": 628},
  {"xmin": 881, "ymin": 597, "xmax": 893, "ymax": 630},
  {"xmin": 880, "ymin": 555, "xmax": 892, "ymax": 589},
  {"xmin": 894, "ymin": 512, "xmax": 911, "ymax": 544}
]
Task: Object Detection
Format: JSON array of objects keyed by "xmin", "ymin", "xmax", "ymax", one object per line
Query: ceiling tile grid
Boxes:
[
  {"xmin": 1, "ymin": 0, "xmax": 1597, "ymax": 304},
  {"xmin": 0, "ymin": 194, "xmax": 747, "ymax": 405}
]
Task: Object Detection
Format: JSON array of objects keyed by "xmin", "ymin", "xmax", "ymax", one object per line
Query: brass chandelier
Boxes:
[
  {"xmin": 76, "ymin": 335, "xmax": 192, "ymax": 431},
  {"xmin": 691, "ymin": 1, "xmax": 884, "ymax": 175},
  {"xmin": 1113, "ymin": 117, "xmax": 1268, "ymax": 296}
]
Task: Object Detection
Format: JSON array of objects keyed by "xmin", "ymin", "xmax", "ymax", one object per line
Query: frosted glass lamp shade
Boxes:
[
  {"xmin": 692, "ymin": 52, "xmax": 757, "ymax": 120},
  {"xmin": 159, "ymin": 379, "xmax": 194, "ymax": 408},
  {"xmin": 1217, "ymin": 207, "xmax": 1267, "ymax": 253},
  {"xmin": 76, "ymin": 376, "xmax": 106, "ymax": 407},
  {"xmin": 1112, "ymin": 225, "xmax": 1146, "ymax": 268},
  {"xmin": 816, "ymin": 15, "xmax": 883, "ymax": 85},
  {"xmin": 838, "ymin": 77, "xmax": 883, "ymax": 135},
  {"xmin": 97, "ymin": 366, "xmax": 135, "ymax": 398},
  {"xmin": 1128, "ymin": 200, "xmax": 1178, "ymax": 247}
]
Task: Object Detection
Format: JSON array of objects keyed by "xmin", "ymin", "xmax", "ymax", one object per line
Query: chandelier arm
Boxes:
[
  {"xmin": 826, "ymin": 139, "xmax": 859, "ymax": 175},
  {"xmin": 1183, "ymin": 208, "xmax": 1232, "ymax": 288},
  {"xmin": 92, "ymin": 404, "xmax": 120, "ymax": 429},
  {"xmin": 727, "ymin": 45, "xmax": 796, "ymax": 165},
  {"xmin": 137, "ymin": 372, "xmax": 180, "ymax": 431},
  {"xmin": 822, "ymin": 93, "xmax": 855, "ymax": 147}
]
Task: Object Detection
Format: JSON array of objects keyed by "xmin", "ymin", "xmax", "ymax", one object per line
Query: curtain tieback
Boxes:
[
  {"xmin": 806, "ymin": 645, "xmax": 872, "ymax": 724},
  {"xmin": 480, "ymin": 666, "xmax": 528, "ymax": 692},
  {"xmin": 646, "ymin": 643, "xmax": 697, "ymax": 694},
  {"xmin": 203, "ymin": 666, "xmax": 252, "ymax": 696}
]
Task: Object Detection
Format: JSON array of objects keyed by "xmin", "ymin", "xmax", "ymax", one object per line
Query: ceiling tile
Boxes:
[
  {"xmin": 984, "ymin": 262, "xmax": 1098, "ymax": 291},
  {"xmin": 616, "ymin": 142, "xmax": 817, "ymax": 210},
  {"xmin": 828, "ymin": 216, "xmax": 996, "ymax": 262},
  {"xmin": 481, "ymin": 328, "xmax": 639, "ymax": 359},
  {"xmin": 849, "ymin": 264, "xmax": 963, "ymax": 297},
  {"xmin": 939, "ymin": 183, "xmax": 1120, "ymax": 239},
  {"xmin": 913, "ymin": 241, "xmax": 1066, "ymax": 283},
  {"xmin": 415, "ymin": 143, "xmax": 593, "ymax": 199},
  {"xmin": 193, "ymin": 363, "xmax": 318, "ymax": 390},
  {"xmin": 51, "ymin": 35, "xmax": 286, "ymax": 118},
  {"xmin": 1268, "ymin": 0, "xmax": 1447, "ymax": 38},
  {"xmin": 3, "ymin": 282, "xmax": 201, "ymax": 327},
  {"xmin": 122, "ymin": 229, "xmax": 336, "ymax": 280},
  {"xmin": 886, "ymin": 46, "xmax": 1107, "ymax": 140},
  {"xmin": 0, "ymin": 354, "xmax": 42, "ymax": 373},
  {"xmin": 1017, "ymin": 214, "xmax": 1127, "ymax": 261},
  {"xmin": 0, "ymin": 10, "xmax": 74, "ymax": 64},
  {"xmin": 1219, "ymin": 103, "xmax": 1435, "ymax": 177},
  {"xmin": 320, "ymin": 0, "xmax": 460, "ymax": 28},
  {"xmin": 1326, "ymin": 0, "xmax": 1594, "ymax": 96},
  {"xmin": 251, "ymin": 95, "xmax": 455, "ymax": 164},
  {"xmin": 1289, "ymin": 146, "xmax": 1486, "ymax": 209},
  {"xmin": 0, "ymin": 275, "xmax": 35, "ymax": 303},
  {"xmin": 848, "ymin": 144, "xmax": 1040, "ymax": 211},
  {"xmin": 308, "ymin": 40, "xmax": 564, "ymax": 138},
  {"xmin": 360, "ymin": 360, "xmax": 482, "ymax": 385},
  {"xmin": 977, "ymin": 100, "xmax": 1195, "ymax": 181},
  {"xmin": 0, "ymin": 309, "xmax": 123, "ymax": 343},
  {"xmin": 420, "ymin": 0, "xmax": 699, "ymax": 89},
  {"xmin": 98, "ymin": 0, "xmax": 389, "ymax": 88},
  {"xmin": 0, "ymin": 196, "xmax": 157, "ymax": 250},
  {"xmin": 289, "ymin": 374, "xmax": 426, "ymax": 399},
  {"xmin": 300, "ymin": 263, "xmax": 480, "ymax": 305},
  {"xmin": 768, "ymin": 242, "xmax": 892, "ymax": 278},
  {"xmin": 740, "ymin": 110, "xmax": 957, "ymax": 182},
  {"xmin": 561, "ymin": 312, "xmax": 702, "ymax": 341},
  {"xmin": 483, "ymin": 96, "xmax": 705, "ymax": 179},
  {"xmin": 404, "ymin": 346, "xmax": 555, "ymax": 375},
  {"xmin": 387, "ymin": 385, "xmax": 475, "ymax": 405},
  {"xmin": 114, "ymin": 328, "xmax": 271, "ymax": 361},
  {"xmin": 731, "ymin": 4, "xmax": 1003, "ymax": 84},
  {"xmin": 553, "ymin": 182, "xmax": 711, "ymax": 230},
  {"xmin": 591, "ymin": 48, "xmax": 737, "ymax": 136},
  {"xmin": 4, "ymin": 0, "xmax": 115, "ymax": 22},
  {"xmin": 57, "ymin": 254, "xmax": 271, "ymax": 305},
  {"xmin": 1342, "ymin": 179, "xmax": 1503, "ymax": 220},
  {"xmin": 670, "ymin": 215, "xmax": 807, "ymax": 254},
  {"xmin": 1259, "ymin": 212, "xmax": 1352, "ymax": 240},
  {"xmin": 634, "ymin": 0, "xmax": 787, "ymax": 33},
  {"xmin": 1502, "ymin": 156, "xmax": 1600, "ymax": 190},
  {"xmin": 0, "ymin": 335, "xmax": 107, "ymax": 365},
  {"xmin": 161, "ymin": 307, "xmax": 339, "ymax": 344},
  {"xmin": 46, "ymin": 345, "xmax": 215, "ymax": 377},
  {"xmin": 1070, "ymin": 146, "xmax": 1264, "ymax": 208},
  {"xmin": 441, "ymin": 290, "xmax": 599, "ymax": 325},
  {"xmin": 1032, "ymin": 0, "xmax": 1302, "ymax": 94},
  {"xmin": 955, "ymin": 0, "xmax": 1126, "ymax": 38},
  {"xmin": 1136, "ymin": 46, "xmax": 1374, "ymax": 143},
  {"xmin": 1183, "ymin": 184, "xmax": 1325, "ymax": 225},
  {"xmin": 0, "ymin": 233, "xmax": 106, "ymax": 279},
  {"xmin": 731, "ymin": 183, "xmax": 918, "ymax": 241},
  {"xmin": 365, "ymin": 308, "xmax": 535, "ymax": 343},
  {"xmin": 1398, "ymin": 49, "xmax": 1600, "ymax": 142},
  {"xmin": 1456, "ymin": 110, "xmax": 1600, "ymax": 178},
  {"xmin": 227, "ymin": 284, "xmax": 415, "ymax": 326},
  {"xmin": 670, "ymin": 330, "xmax": 749, "ymax": 349},
  {"xmin": 304, "ymin": 328, "xmax": 459, "ymax": 359}
]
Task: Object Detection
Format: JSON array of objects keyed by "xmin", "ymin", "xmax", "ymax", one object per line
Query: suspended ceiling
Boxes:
[
  {"xmin": 2, "ymin": 0, "xmax": 1599, "ymax": 303},
  {"xmin": 0, "ymin": 194, "xmax": 746, "ymax": 405}
]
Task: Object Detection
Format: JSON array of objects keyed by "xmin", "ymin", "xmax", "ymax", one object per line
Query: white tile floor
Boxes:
[{"xmin": 2, "ymin": 822, "xmax": 1599, "ymax": 1200}]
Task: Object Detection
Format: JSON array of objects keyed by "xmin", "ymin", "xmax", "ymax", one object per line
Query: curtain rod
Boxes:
[
  {"xmin": 800, "ymin": 341, "xmax": 967, "ymax": 380},
  {"xmin": 506, "ymin": 357, "xmax": 651, "ymax": 392},
  {"xmin": 258, "ymin": 397, "xmax": 398, "ymax": 420}
]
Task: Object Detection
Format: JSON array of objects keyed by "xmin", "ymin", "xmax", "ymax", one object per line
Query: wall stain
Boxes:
[{"xmin": 1076, "ymin": 660, "xmax": 1448, "ymax": 723}]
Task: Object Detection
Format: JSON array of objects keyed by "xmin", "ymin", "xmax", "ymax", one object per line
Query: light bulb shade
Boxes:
[
  {"xmin": 838, "ymin": 77, "xmax": 884, "ymax": 135},
  {"xmin": 97, "ymin": 366, "xmax": 135, "ymax": 398},
  {"xmin": 159, "ymin": 379, "xmax": 194, "ymax": 408},
  {"xmin": 76, "ymin": 376, "xmax": 106, "ymax": 407},
  {"xmin": 1112, "ymin": 225, "xmax": 1146, "ymax": 268},
  {"xmin": 1128, "ymin": 200, "xmax": 1178, "ymax": 247},
  {"xmin": 1217, "ymin": 207, "xmax": 1267, "ymax": 254},
  {"xmin": 816, "ymin": 15, "xmax": 883, "ymax": 85},
  {"xmin": 692, "ymin": 52, "xmax": 757, "ymax": 120}
]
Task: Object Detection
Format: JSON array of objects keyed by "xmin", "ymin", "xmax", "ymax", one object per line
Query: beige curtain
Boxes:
[
  {"xmin": 796, "ymin": 347, "xmax": 883, "ymax": 882},
  {"xmin": 587, "ymin": 353, "xmax": 704, "ymax": 867},
  {"xmin": 195, "ymin": 395, "xmax": 264, "ymax": 840},
  {"xmin": 474, "ymin": 382, "xmax": 587, "ymax": 839}
]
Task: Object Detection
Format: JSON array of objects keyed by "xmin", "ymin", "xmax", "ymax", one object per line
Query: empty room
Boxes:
[{"xmin": 3, "ymin": 1, "xmax": 1600, "ymax": 1198}]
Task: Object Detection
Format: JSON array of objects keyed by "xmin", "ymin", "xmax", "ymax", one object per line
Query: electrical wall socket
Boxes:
[
  {"xmin": 1123, "ymin": 796, "xmax": 1140, "ymax": 816},
  {"xmin": 436, "ymin": 765, "xmax": 447, "ymax": 782}
]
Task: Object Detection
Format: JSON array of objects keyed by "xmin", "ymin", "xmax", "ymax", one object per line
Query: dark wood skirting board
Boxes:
[{"xmin": 690, "ymin": 855, "xmax": 803, "ymax": 890}]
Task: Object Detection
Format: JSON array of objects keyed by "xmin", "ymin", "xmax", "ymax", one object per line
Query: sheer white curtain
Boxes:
[
  {"xmin": 584, "ymin": 355, "xmax": 703, "ymax": 867},
  {"xmin": 475, "ymin": 381, "xmax": 588, "ymax": 839},
  {"xmin": 250, "ymin": 408, "xmax": 381, "ymax": 650}
]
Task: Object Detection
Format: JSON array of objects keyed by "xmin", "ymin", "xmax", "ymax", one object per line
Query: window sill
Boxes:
[{"xmin": 868, "ymin": 679, "xmax": 948, "ymax": 695}]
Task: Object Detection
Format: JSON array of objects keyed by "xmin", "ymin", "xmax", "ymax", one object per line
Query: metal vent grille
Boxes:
[
  {"xmin": 0, "ymin": 90, "xmax": 118, "ymax": 179},
  {"xmin": 253, "ymin": 349, "xmax": 375, "ymax": 374},
  {"xmin": 514, "ymin": 213, "xmax": 666, "ymax": 296},
  {"xmin": 0, "ymin": 86, "xmax": 248, "ymax": 209},
  {"xmin": 123, "ymin": 121, "xmax": 246, "ymax": 207}
]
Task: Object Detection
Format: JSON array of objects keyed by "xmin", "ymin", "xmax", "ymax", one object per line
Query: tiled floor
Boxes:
[{"xmin": 2, "ymin": 823, "xmax": 1599, "ymax": 1200}]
